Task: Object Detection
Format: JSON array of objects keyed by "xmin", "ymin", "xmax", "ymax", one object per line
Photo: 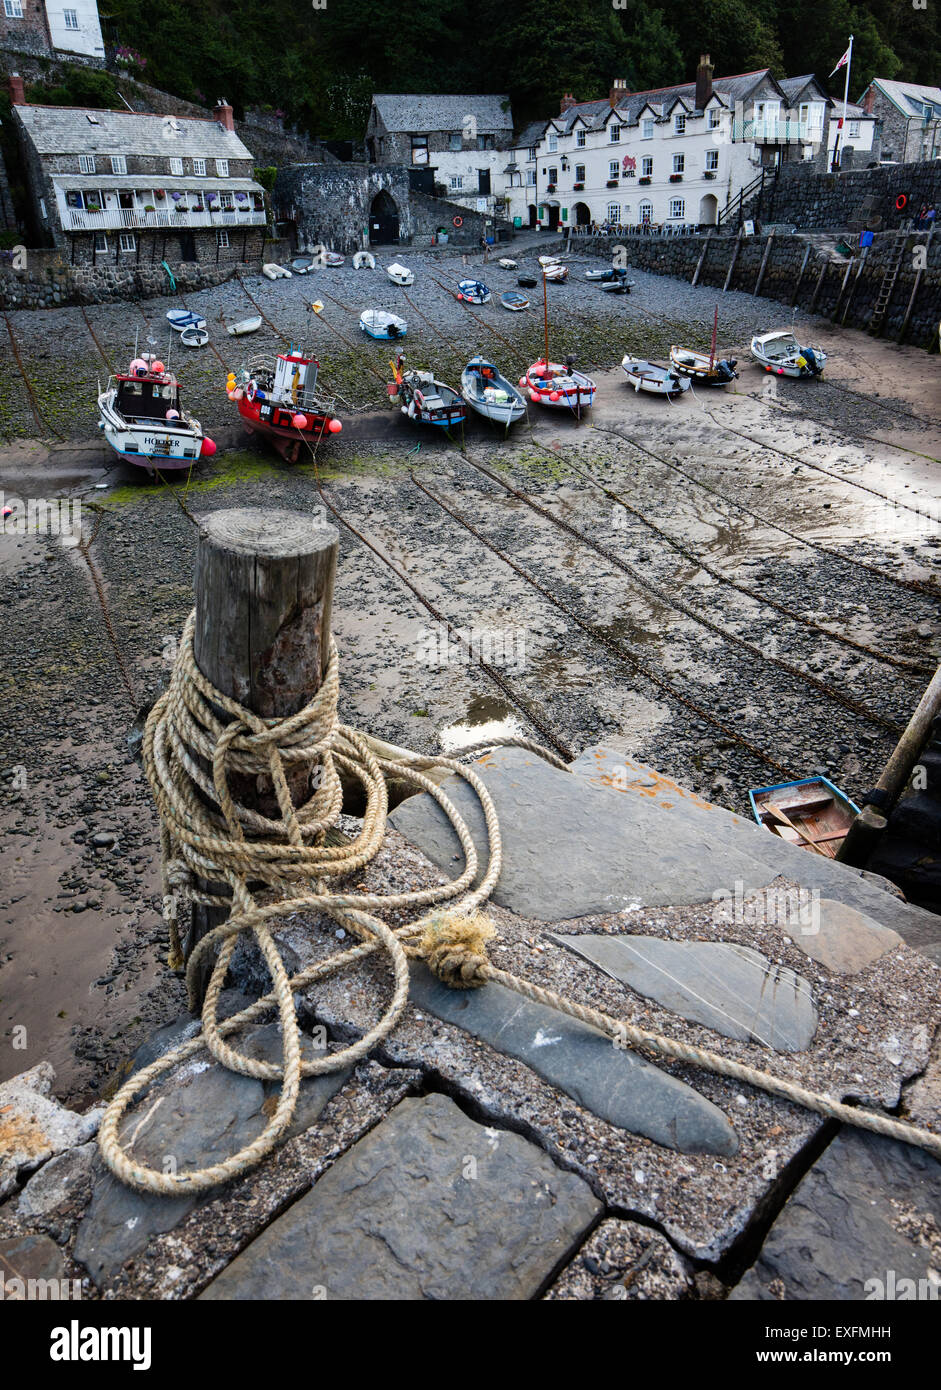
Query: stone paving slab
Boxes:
[
  {"xmin": 409, "ymin": 962, "xmax": 739, "ymax": 1155},
  {"xmin": 789, "ymin": 900, "xmax": 903, "ymax": 975},
  {"xmin": 389, "ymin": 747, "xmax": 776, "ymax": 920},
  {"xmin": 569, "ymin": 746, "xmax": 941, "ymax": 961},
  {"xmin": 550, "ymin": 935, "xmax": 817, "ymax": 1052},
  {"xmin": 0, "ymin": 1063, "xmax": 101, "ymax": 1201},
  {"xmin": 731, "ymin": 1127, "xmax": 941, "ymax": 1301},
  {"xmin": 73, "ymin": 1022, "xmax": 350, "ymax": 1286},
  {"xmin": 200, "ymin": 1092, "xmax": 602, "ymax": 1301}
]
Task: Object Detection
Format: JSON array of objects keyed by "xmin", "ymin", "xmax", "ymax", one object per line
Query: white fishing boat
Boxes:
[
  {"xmin": 669, "ymin": 346, "xmax": 738, "ymax": 384},
  {"xmin": 500, "ymin": 290, "xmax": 529, "ymax": 312},
  {"xmin": 543, "ymin": 264, "xmax": 568, "ymax": 282},
  {"xmin": 387, "ymin": 262, "xmax": 415, "ymax": 286},
  {"xmin": 322, "ymin": 251, "xmax": 345, "ymax": 267},
  {"xmin": 262, "ymin": 263, "xmax": 292, "ymax": 280},
  {"xmin": 180, "ymin": 324, "xmax": 209, "ymax": 349},
  {"xmin": 538, "ymin": 255, "xmax": 561, "ymax": 267},
  {"xmin": 359, "ymin": 309, "xmax": 407, "ymax": 340},
  {"xmin": 497, "ymin": 257, "xmax": 517, "ymax": 269},
  {"xmin": 522, "ymin": 359, "xmax": 595, "ymax": 412},
  {"xmin": 750, "ymin": 330, "xmax": 826, "ymax": 377},
  {"xmin": 457, "ymin": 279, "xmax": 491, "ymax": 304},
  {"xmin": 226, "ymin": 316, "xmax": 263, "ymax": 337},
  {"xmin": 621, "ymin": 355, "xmax": 691, "ymax": 396},
  {"xmin": 460, "ymin": 356, "xmax": 526, "ymax": 426},
  {"xmin": 97, "ymin": 350, "xmax": 213, "ymax": 471},
  {"xmin": 166, "ymin": 309, "xmax": 206, "ymax": 333}
]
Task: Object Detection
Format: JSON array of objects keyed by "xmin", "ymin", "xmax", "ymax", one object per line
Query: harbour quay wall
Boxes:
[
  {"xmin": 752, "ymin": 162, "xmax": 941, "ymax": 232},
  {"xmin": 0, "ymin": 248, "xmax": 260, "ymax": 309},
  {"xmin": 575, "ymin": 229, "xmax": 941, "ymax": 347}
]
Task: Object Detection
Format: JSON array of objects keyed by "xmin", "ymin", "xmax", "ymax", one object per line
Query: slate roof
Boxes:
[
  {"xmin": 541, "ymin": 70, "xmax": 773, "ymax": 137},
  {"xmin": 14, "ymin": 105, "xmax": 254, "ymax": 160},
  {"xmin": 371, "ymin": 94, "xmax": 512, "ymax": 135},
  {"xmin": 869, "ymin": 78, "xmax": 941, "ymax": 121},
  {"xmin": 512, "ymin": 119, "xmax": 548, "ymax": 151}
]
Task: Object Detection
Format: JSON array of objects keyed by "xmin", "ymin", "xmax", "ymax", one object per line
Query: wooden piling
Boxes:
[
  {"xmin": 722, "ymin": 230, "xmax": 742, "ymax": 293},
  {"xmin": 187, "ymin": 508, "xmax": 340, "ymax": 976},
  {"xmin": 791, "ymin": 243, "xmax": 812, "ymax": 306},
  {"xmin": 691, "ymin": 235, "xmax": 710, "ymax": 287},
  {"xmin": 831, "ymin": 258, "xmax": 855, "ymax": 323},
  {"xmin": 898, "ymin": 226, "xmax": 934, "ymax": 344},
  {"xmin": 752, "ymin": 230, "xmax": 774, "ymax": 297},
  {"xmin": 808, "ymin": 260, "xmax": 828, "ymax": 314}
]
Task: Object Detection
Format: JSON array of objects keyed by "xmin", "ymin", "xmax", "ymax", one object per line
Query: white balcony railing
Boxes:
[
  {"xmin": 62, "ymin": 206, "xmax": 266, "ymax": 231},
  {"xmin": 732, "ymin": 118, "xmax": 824, "ymax": 145}
]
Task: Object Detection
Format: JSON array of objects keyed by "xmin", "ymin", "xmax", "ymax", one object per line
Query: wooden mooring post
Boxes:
[
  {"xmin": 722, "ymin": 230, "xmax": 743, "ymax": 293},
  {"xmin": 186, "ymin": 508, "xmax": 340, "ymax": 985},
  {"xmin": 752, "ymin": 230, "xmax": 774, "ymax": 297},
  {"xmin": 898, "ymin": 225, "xmax": 935, "ymax": 344},
  {"xmin": 690, "ymin": 235, "xmax": 711, "ymax": 287},
  {"xmin": 790, "ymin": 243, "xmax": 812, "ymax": 307}
]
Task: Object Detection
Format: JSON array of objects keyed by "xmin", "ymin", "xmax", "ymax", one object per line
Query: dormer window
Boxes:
[
  {"xmin": 576, "ymin": 128, "xmax": 586, "ymax": 147},
  {"xmin": 708, "ymin": 109, "xmax": 721, "ymax": 129},
  {"xmin": 609, "ymin": 124, "xmax": 621, "ymax": 142},
  {"xmin": 641, "ymin": 118, "xmax": 654, "ymax": 139},
  {"xmin": 675, "ymin": 113, "xmax": 686, "ymax": 134},
  {"xmin": 548, "ymin": 133, "xmax": 558, "ymax": 152}
]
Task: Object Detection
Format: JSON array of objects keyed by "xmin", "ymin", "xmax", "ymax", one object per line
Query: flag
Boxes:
[{"xmin": 829, "ymin": 46, "xmax": 851, "ymax": 78}]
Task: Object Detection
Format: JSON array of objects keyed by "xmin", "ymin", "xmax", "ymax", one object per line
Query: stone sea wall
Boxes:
[
  {"xmin": 0, "ymin": 249, "xmax": 258, "ymax": 309},
  {"xmin": 577, "ymin": 228, "xmax": 941, "ymax": 347}
]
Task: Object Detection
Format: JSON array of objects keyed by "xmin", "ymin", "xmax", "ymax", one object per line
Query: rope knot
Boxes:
[{"xmin": 419, "ymin": 911, "xmax": 496, "ymax": 990}]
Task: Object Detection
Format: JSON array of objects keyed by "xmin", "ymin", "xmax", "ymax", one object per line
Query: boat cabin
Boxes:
[
  {"xmin": 272, "ymin": 351, "xmax": 321, "ymax": 407},
  {"xmin": 115, "ymin": 375, "xmax": 183, "ymax": 423}
]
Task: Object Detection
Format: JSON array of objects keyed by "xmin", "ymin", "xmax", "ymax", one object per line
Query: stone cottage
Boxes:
[
  {"xmin": 0, "ymin": 0, "xmax": 104, "ymax": 65},
  {"xmin": 858, "ymin": 78, "xmax": 941, "ymax": 165},
  {"xmin": 10, "ymin": 78, "xmax": 268, "ymax": 267}
]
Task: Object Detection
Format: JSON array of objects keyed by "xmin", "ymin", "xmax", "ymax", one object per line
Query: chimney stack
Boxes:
[
  {"xmin": 215, "ymin": 98, "xmax": 235, "ymax": 132},
  {"xmin": 695, "ymin": 53, "xmax": 714, "ymax": 112},
  {"xmin": 9, "ymin": 72, "xmax": 26, "ymax": 106},
  {"xmin": 862, "ymin": 84, "xmax": 876, "ymax": 114},
  {"xmin": 609, "ymin": 78, "xmax": 630, "ymax": 109},
  {"xmin": 560, "ymin": 92, "xmax": 577, "ymax": 114}
]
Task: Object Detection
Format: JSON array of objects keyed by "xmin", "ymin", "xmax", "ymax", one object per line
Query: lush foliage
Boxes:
[{"xmin": 94, "ymin": 0, "xmax": 941, "ymax": 137}]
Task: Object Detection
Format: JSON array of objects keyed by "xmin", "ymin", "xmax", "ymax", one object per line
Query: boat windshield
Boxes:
[{"xmin": 116, "ymin": 378, "xmax": 182, "ymax": 420}]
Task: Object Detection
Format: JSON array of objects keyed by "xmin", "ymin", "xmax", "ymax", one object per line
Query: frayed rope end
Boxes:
[{"xmin": 419, "ymin": 911, "xmax": 497, "ymax": 989}]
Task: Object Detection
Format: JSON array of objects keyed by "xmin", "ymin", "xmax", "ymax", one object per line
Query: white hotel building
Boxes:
[{"xmin": 505, "ymin": 59, "xmax": 870, "ymax": 233}]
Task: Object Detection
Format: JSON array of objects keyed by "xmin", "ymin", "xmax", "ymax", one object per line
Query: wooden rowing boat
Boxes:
[{"xmin": 748, "ymin": 777, "xmax": 859, "ymax": 858}]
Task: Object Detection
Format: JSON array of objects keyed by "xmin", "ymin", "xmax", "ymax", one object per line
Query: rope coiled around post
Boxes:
[{"xmin": 98, "ymin": 612, "xmax": 941, "ymax": 1196}]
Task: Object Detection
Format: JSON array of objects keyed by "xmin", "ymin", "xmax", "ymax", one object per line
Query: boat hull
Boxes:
[
  {"xmin": 669, "ymin": 347, "xmax": 738, "ymax": 383},
  {"xmin": 524, "ymin": 363, "xmax": 595, "ymax": 411},
  {"xmin": 236, "ymin": 398, "xmax": 337, "ymax": 463},
  {"xmin": 621, "ymin": 357, "xmax": 690, "ymax": 395},
  {"xmin": 749, "ymin": 776, "xmax": 859, "ymax": 858}
]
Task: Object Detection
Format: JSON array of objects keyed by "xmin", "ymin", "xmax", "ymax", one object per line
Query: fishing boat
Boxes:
[
  {"xmin": 387, "ymin": 262, "xmax": 415, "ymax": 287},
  {"xmin": 359, "ymin": 309, "xmax": 407, "ymax": 341},
  {"xmin": 523, "ymin": 272, "xmax": 594, "ymax": 416},
  {"xmin": 226, "ymin": 316, "xmax": 263, "ymax": 337},
  {"xmin": 621, "ymin": 355, "xmax": 691, "ymax": 396},
  {"xmin": 748, "ymin": 777, "xmax": 859, "ymax": 858},
  {"xmin": 543, "ymin": 264, "xmax": 568, "ymax": 282},
  {"xmin": 518, "ymin": 275, "xmax": 538, "ymax": 288},
  {"xmin": 291, "ymin": 256, "xmax": 314, "ymax": 275},
  {"xmin": 538, "ymin": 255, "xmax": 561, "ymax": 267},
  {"xmin": 227, "ymin": 346, "xmax": 342, "ymax": 464},
  {"xmin": 388, "ymin": 354, "xmax": 466, "ymax": 429},
  {"xmin": 585, "ymin": 267, "xmax": 625, "ymax": 282},
  {"xmin": 262, "ymin": 263, "xmax": 292, "ymax": 280},
  {"xmin": 457, "ymin": 279, "xmax": 491, "ymax": 304},
  {"xmin": 501, "ymin": 290, "xmax": 529, "ymax": 312},
  {"xmin": 669, "ymin": 347, "xmax": 738, "ymax": 384},
  {"xmin": 321, "ymin": 251, "xmax": 345, "ymax": 267},
  {"xmin": 601, "ymin": 278, "xmax": 633, "ymax": 295},
  {"xmin": 180, "ymin": 324, "xmax": 209, "ymax": 349},
  {"xmin": 460, "ymin": 356, "xmax": 526, "ymax": 427},
  {"xmin": 750, "ymin": 330, "xmax": 826, "ymax": 377},
  {"xmin": 166, "ymin": 309, "xmax": 206, "ymax": 333},
  {"xmin": 353, "ymin": 250, "xmax": 376, "ymax": 270},
  {"xmin": 498, "ymin": 258, "xmax": 517, "ymax": 269},
  {"xmin": 98, "ymin": 350, "xmax": 213, "ymax": 471}
]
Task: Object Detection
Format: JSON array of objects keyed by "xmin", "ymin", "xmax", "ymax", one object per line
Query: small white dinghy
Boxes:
[
  {"xmin": 621, "ymin": 355, "xmax": 691, "ymax": 396},
  {"xmin": 359, "ymin": 309, "xmax": 407, "ymax": 340},
  {"xmin": 538, "ymin": 255, "xmax": 561, "ymax": 267},
  {"xmin": 263, "ymin": 263, "xmax": 292, "ymax": 280},
  {"xmin": 387, "ymin": 262, "xmax": 415, "ymax": 286},
  {"xmin": 460, "ymin": 356, "xmax": 526, "ymax": 426},
  {"xmin": 180, "ymin": 324, "xmax": 209, "ymax": 349},
  {"xmin": 226, "ymin": 316, "xmax": 263, "ymax": 337},
  {"xmin": 543, "ymin": 264, "xmax": 568, "ymax": 282},
  {"xmin": 750, "ymin": 330, "xmax": 826, "ymax": 377},
  {"xmin": 166, "ymin": 309, "xmax": 206, "ymax": 333},
  {"xmin": 497, "ymin": 257, "xmax": 517, "ymax": 269},
  {"xmin": 353, "ymin": 250, "xmax": 376, "ymax": 270}
]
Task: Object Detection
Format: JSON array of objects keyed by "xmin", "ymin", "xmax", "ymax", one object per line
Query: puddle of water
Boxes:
[{"xmin": 439, "ymin": 695, "xmax": 524, "ymax": 753}]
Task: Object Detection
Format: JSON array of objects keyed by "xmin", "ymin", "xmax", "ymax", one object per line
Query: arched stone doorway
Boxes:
[
  {"xmin": 699, "ymin": 193, "xmax": 719, "ymax": 226},
  {"xmin": 527, "ymin": 204, "xmax": 538, "ymax": 228},
  {"xmin": 546, "ymin": 201, "xmax": 560, "ymax": 231},
  {"xmin": 369, "ymin": 190, "xmax": 400, "ymax": 245},
  {"xmin": 572, "ymin": 201, "xmax": 591, "ymax": 227}
]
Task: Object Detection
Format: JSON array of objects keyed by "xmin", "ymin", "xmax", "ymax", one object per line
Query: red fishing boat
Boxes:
[{"xmin": 227, "ymin": 345, "xmax": 342, "ymax": 463}]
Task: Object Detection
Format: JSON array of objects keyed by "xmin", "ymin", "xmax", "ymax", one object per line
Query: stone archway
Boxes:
[
  {"xmin": 572, "ymin": 201, "xmax": 591, "ymax": 227},
  {"xmin": 546, "ymin": 201, "xmax": 560, "ymax": 231},
  {"xmin": 369, "ymin": 190, "xmax": 400, "ymax": 245},
  {"xmin": 527, "ymin": 204, "xmax": 538, "ymax": 228},
  {"xmin": 699, "ymin": 193, "xmax": 719, "ymax": 226}
]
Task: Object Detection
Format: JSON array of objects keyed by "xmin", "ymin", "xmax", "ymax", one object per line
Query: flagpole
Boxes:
[{"xmin": 833, "ymin": 34, "xmax": 853, "ymax": 170}]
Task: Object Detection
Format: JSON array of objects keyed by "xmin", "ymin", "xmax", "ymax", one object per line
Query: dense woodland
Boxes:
[{"xmin": 93, "ymin": 0, "xmax": 939, "ymax": 137}]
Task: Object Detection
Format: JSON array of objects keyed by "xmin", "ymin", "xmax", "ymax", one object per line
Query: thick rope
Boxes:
[{"xmin": 99, "ymin": 614, "xmax": 941, "ymax": 1195}]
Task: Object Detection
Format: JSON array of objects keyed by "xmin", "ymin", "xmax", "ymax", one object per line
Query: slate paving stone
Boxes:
[
  {"xmin": 0, "ymin": 1063, "xmax": 101, "ymax": 1200},
  {"xmin": 73, "ymin": 1023, "xmax": 350, "ymax": 1287},
  {"xmin": 568, "ymin": 746, "xmax": 941, "ymax": 961},
  {"xmin": 551, "ymin": 934, "xmax": 818, "ymax": 1052},
  {"xmin": 389, "ymin": 747, "xmax": 775, "ymax": 920},
  {"xmin": 408, "ymin": 962, "xmax": 739, "ymax": 1155},
  {"xmin": 545, "ymin": 1218, "xmax": 692, "ymax": 1300},
  {"xmin": 787, "ymin": 899, "xmax": 903, "ymax": 975},
  {"xmin": 731, "ymin": 1127, "xmax": 941, "ymax": 1301},
  {"xmin": 0, "ymin": 1233, "xmax": 68, "ymax": 1292},
  {"xmin": 200, "ymin": 1092, "xmax": 603, "ymax": 1301}
]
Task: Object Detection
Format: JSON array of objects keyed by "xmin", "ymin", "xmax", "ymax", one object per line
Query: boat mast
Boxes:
[
  {"xmin": 709, "ymin": 306, "xmax": 718, "ymax": 373},
  {"xmin": 542, "ymin": 272, "xmax": 549, "ymax": 364}
]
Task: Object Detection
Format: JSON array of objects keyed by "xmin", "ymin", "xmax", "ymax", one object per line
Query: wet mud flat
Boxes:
[{"xmin": 0, "ymin": 271, "xmax": 940, "ymax": 1103}]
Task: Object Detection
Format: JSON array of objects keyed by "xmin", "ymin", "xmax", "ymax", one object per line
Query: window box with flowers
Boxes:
[
  {"xmin": 639, "ymin": 176, "xmax": 651, "ymax": 185},
  {"xmin": 143, "ymin": 204, "xmax": 155, "ymax": 213},
  {"xmin": 703, "ymin": 171, "xmax": 716, "ymax": 180},
  {"xmin": 154, "ymin": 190, "xmax": 165, "ymax": 200},
  {"xmin": 606, "ymin": 179, "xmax": 619, "ymax": 188},
  {"xmin": 546, "ymin": 183, "xmax": 556, "ymax": 192},
  {"xmin": 669, "ymin": 173, "xmax": 683, "ymax": 182},
  {"xmin": 572, "ymin": 182, "xmax": 584, "ymax": 191}
]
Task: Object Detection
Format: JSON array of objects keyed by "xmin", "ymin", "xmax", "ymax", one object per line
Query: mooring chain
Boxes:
[
  {"xmin": 411, "ymin": 472, "xmax": 795, "ymax": 778},
  {"xmin": 459, "ymin": 453, "xmax": 906, "ymax": 736},
  {"xmin": 592, "ymin": 423, "xmax": 938, "ymax": 600},
  {"xmin": 77, "ymin": 506, "xmax": 138, "ymax": 710},
  {"xmin": 98, "ymin": 607, "xmax": 941, "ymax": 1196}
]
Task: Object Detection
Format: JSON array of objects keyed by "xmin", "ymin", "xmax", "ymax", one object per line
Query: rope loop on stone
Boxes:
[{"xmin": 420, "ymin": 911, "xmax": 497, "ymax": 988}]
